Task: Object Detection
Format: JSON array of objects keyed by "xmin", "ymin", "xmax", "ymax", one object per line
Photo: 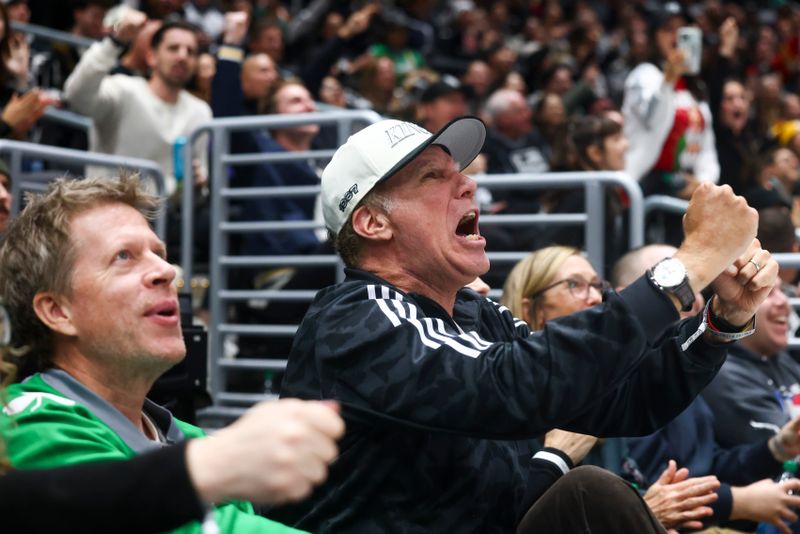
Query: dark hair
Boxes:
[
  {"xmin": 71, "ymin": 0, "xmax": 112, "ymax": 9},
  {"xmin": 249, "ymin": 17, "xmax": 284, "ymax": 43},
  {"xmin": 264, "ymin": 77, "xmax": 305, "ymax": 115},
  {"xmin": 150, "ymin": 20, "xmax": 199, "ymax": 50},
  {"xmin": 0, "ymin": 4, "xmax": 11, "ymax": 83},
  {"xmin": 566, "ymin": 115, "xmax": 622, "ymax": 170},
  {"xmin": 757, "ymin": 206, "xmax": 796, "ymax": 254}
]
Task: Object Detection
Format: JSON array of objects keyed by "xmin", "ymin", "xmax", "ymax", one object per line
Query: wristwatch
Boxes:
[{"xmin": 647, "ymin": 257, "xmax": 695, "ymax": 312}]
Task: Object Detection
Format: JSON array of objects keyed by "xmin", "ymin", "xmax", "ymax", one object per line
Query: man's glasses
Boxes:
[{"xmin": 531, "ymin": 278, "xmax": 610, "ymax": 301}]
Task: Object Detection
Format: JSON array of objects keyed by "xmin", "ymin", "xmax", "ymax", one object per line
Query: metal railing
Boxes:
[
  {"xmin": 181, "ymin": 109, "xmax": 383, "ymax": 283},
  {"xmin": 0, "ymin": 139, "xmax": 168, "ymax": 238},
  {"xmin": 475, "ymin": 171, "xmax": 643, "ymax": 277},
  {"xmin": 11, "ymin": 21, "xmax": 96, "ymax": 49},
  {"xmin": 644, "ymin": 195, "xmax": 689, "ymax": 217},
  {"xmin": 40, "ymin": 107, "xmax": 92, "ymax": 134},
  {"xmin": 188, "ymin": 110, "xmax": 382, "ymax": 417}
]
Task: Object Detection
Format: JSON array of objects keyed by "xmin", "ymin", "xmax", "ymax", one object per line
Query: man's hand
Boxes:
[
  {"xmin": 338, "ymin": 3, "xmax": 380, "ymax": 41},
  {"xmin": 543, "ymin": 429, "xmax": 597, "ymax": 465},
  {"xmin": 112, "ymin": 8, "xmax": 147, "ymax": 45},
  {"xmin": 186, "ymin": 398, "xmax": 345, "ymax": 505},
  {"xmin": 222, "ymin": 11, "xmax": 249, "ymax": 46},
  {"xmin": 643, "ymin": 460, "xmax": 719, "ymax": 530},
  {"xmin": 770, "ymin": 415, "xmax": 800, "ymax": 461},
  {"xmin": 674, "ymin": 183, "xmax": 758, "ymax": 301},
  {"xmin": 711, "ymin": 238, "xmax": 778, "ymax": 326},
  {"xmin": 730, "ymin": 479, "xmax": 800, "ymax": 532}
]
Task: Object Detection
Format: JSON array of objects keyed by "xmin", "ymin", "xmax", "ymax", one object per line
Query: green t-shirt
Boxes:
[{"xmin": 1, "ymin": 374, "xmax": 305, "ymax": 534}]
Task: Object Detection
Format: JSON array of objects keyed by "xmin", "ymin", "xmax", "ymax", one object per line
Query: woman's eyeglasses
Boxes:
[{"xmin": 531, "ymin": 278, "xmax": 610, "ymax": 301}]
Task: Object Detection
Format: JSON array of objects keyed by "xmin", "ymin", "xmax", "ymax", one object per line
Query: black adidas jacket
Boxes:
[{"xmin": 273, "ymin": 268, "xmax": 728, "ymax": 533}]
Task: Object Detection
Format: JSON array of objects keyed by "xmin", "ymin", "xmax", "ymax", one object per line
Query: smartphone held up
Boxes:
[{"xmin": 677, "ymin": 26, "xmax": 702, "ymax": 75}]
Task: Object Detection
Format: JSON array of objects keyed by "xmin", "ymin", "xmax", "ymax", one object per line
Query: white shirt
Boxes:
[{"xmin": 64, "ymin": 39, "xmax": 212, "ymax": 194}]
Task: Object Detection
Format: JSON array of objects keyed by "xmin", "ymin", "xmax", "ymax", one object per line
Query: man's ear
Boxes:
[
  {"xmin": 145, "ymin": 47, "xmax": 156, "ymax": 70},
  {"xmin": 32, "ymin": 292, "xmax": 77, "ymax": 337},
  {"xmin": 351, "ymin": 205, "xmax": 393, "ymax": 242}
]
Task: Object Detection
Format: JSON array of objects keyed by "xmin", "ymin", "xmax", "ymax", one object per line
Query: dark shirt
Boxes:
[
  {"xmin": 628, "ymin": 396, "xmax": 781, "ymax": 526},
  {"xmin": 272, "ymin": 269, "xmax": 726, "ymax": 532},
  {"xmin": 703, "ymin": 344, "xmax": 800, "ymax": 448}
]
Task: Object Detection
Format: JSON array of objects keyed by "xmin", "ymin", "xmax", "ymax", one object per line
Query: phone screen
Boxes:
[{"xmin": 677, "ymin": 27, "xmax": 702, "ymax": 75}]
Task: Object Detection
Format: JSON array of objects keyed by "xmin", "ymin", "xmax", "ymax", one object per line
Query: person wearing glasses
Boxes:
[{"xmin": 501, "ymin": 246, "xmax": 719, "ymax": 531}]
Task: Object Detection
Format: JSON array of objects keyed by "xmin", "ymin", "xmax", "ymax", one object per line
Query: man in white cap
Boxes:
[{"xmin": 274, "ymin": 116, "xmax": 777, "ymax": 533}]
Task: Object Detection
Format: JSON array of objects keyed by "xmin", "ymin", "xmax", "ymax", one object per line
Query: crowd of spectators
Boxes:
[{"xmin": 3, "ymin": 1, "xmax": 800, "ymax": 267}]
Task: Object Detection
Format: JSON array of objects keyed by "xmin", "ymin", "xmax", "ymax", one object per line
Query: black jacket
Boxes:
[
  {"xmin": 273, "ymin": 268, "xmax": 728, "ymax": 532},
  {"xmin": 2, "ymin": 442, "xmax": 204, "ymax": 534}
]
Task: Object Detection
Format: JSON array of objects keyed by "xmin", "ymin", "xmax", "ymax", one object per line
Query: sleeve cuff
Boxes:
[
  {"xmin": 532, "ymin": 447, "xmax": 575, "ymax": 475},
  {"xmin": 749, "ymin": 439, "xmax": 785, "ymax": 479},
  {"xmin": 710, "ymin": 482, "xmax": 733, "ymax": 523},
  {"xmin": 217, "ymin": 45, "xmax": 245, "ymax": 63}
]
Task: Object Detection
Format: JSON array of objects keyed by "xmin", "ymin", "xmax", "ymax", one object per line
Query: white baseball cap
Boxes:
[{"xmin": 321, "ymin": 116, "xmax": 486, "ymax": 234}]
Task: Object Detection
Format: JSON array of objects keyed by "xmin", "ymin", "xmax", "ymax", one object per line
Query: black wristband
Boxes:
[
  {"xmin": 708, "ymin": 298, "xmax": 751, "ymax": 332},
  {"xmin": 106, "ymin": 35, "xmax": 129, "ymax": 53}
]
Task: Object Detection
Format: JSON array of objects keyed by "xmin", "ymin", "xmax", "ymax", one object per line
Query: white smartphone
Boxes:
[{"xmin": 676, "ymin": 26, "xmax": 702, "ymax": 75}]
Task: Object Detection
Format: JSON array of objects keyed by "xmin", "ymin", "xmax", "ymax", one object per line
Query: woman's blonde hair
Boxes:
[{"xmin": 500, "ymin": 245, "xmax": 580, "ymax": 330}]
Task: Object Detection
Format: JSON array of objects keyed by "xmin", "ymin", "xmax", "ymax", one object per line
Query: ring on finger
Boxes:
[{"xmin": 748, "ymin": 258, "xmax": 761, "ymax": 272}]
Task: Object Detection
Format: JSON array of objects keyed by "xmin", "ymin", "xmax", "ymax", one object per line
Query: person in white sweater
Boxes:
[
  {"xmin": 621, "ymin": 5, "xmax": 719, "ymax": 200},
  {"xmin": 64, "ymin": 9, "xmax": 211, "ymax": 195}
]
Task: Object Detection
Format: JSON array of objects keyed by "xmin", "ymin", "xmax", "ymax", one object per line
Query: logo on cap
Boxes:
[
  {"xmin": 338, "ymin": 184, "xmax": 359, "ymax": 212},
  {"xmin": 384, "ymin": 122, "xmax": 428, "ymax": 147}
]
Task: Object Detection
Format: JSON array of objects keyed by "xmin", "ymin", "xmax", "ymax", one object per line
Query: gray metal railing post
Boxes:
[
  {"xmin": 208, "ymin": 125, "xmax": 230, "ymax": 401},
  {"xmin": 584, "ymin": 180, "xmax": 605, "ymax": 275},
  {"xmin": 9, "ymin": 147, "xmax": 22, "ymax": 215}
]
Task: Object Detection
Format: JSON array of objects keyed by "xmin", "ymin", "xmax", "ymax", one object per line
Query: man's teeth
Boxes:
[{"xmin": 465, "ymin": 234, "xmax": 481, "ymax": 241}]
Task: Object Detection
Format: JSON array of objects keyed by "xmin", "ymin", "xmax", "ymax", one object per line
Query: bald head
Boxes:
[
  {"xmin": 611, "ymin": 244, "xmax": 677, "ymax": 289},
  {"xmin": 241, "ymin": 53, "xmax": 279, "ymax": 101}
]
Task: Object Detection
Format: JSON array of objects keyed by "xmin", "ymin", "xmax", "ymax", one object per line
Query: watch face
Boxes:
[{"xmin": 652, "ymin": 258, "xmax": 686, "ymax": 288}]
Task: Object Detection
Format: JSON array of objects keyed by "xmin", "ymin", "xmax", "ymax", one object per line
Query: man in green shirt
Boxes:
[{"xmin": 0, "ymin": 174, "xmax": 343, "ymax": 533}]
